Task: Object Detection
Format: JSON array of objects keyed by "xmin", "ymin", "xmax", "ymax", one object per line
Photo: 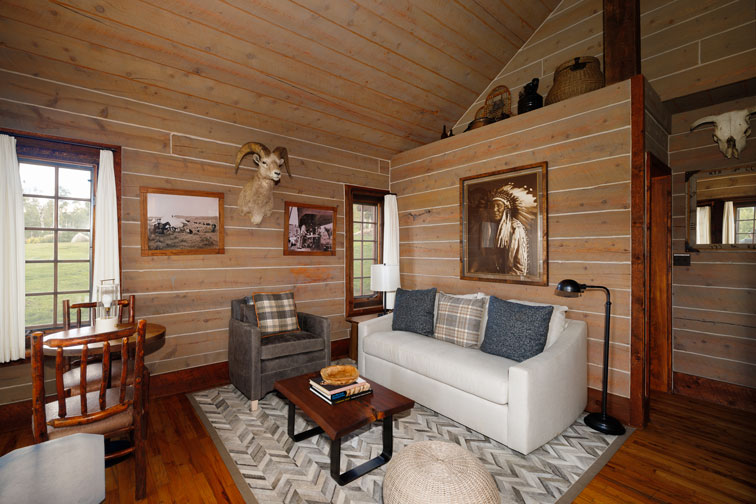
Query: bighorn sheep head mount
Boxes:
[
  {"xmin": 690, "ymin": 106, "xmax": 756, "ymax": 159},
  {"xmin": 233, "ymin": 142, "xmax": 291, "ymax": 225}
]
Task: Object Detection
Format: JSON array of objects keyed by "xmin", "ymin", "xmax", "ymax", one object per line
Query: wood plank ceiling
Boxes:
[{"xmin": 0, "ymin": 0, "xmax": 558, "ymax": 159}]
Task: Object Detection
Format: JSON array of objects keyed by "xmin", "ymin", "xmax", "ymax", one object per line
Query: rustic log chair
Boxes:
[
  {"xmin": 62, "ymin": 295, "xmax": 136, "ymax": 394},
  {"xmin": 30, "ymin": 320, "xmax": 149, "ymax": 500}
]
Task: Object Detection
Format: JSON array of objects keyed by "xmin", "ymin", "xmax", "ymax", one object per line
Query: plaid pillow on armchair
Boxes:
[{"xmin": 252, "ymin": 291, "xmax": 300, "ymax": 336}]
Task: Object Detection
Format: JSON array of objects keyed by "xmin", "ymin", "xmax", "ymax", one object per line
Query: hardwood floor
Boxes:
[
  {"xmin": 1, "ymin": 391, "xmax": 753, "ymax": 503},
  {"xmin": 576, "ymin": 392, "xmax": 756, "ymax": 503}
]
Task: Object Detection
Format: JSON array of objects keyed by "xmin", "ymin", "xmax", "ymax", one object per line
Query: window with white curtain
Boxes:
[{"xmin": 20, "ymin": 159, "xmax": 95, "ymax": 329}]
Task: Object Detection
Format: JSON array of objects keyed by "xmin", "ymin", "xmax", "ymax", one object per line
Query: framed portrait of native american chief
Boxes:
[{"xmin": 459, "ymin": 162, "xmax": 548, "ymax": 285}]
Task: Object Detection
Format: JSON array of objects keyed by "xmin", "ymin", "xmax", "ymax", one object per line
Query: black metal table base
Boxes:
[{"xmin": 286, "ymin": 401, "xmax": 393, "ymax": 485}]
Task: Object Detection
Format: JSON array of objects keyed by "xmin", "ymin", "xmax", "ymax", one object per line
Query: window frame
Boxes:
[
  {"xmin": 6, "ymin": 130, "xmax": 123, "ymax": 334},
  {"xmin": 20, "ymin": 158, "xmax": 96, "ymax": 330},
  {"xmin": 345, "ymin": 185, "xmax": 389, "ymax": 317}
]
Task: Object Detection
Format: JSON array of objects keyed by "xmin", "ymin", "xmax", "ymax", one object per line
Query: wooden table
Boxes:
[
  {"xmin": 0, "ymin": 433, "xmax": 105, "ymax": 503},
  {"xmin": 345, "ymin": 313, "xmax": 381, "ymax": 361},
  {"xmin": 43, "ymin": 322, "xmax": 167, "ymax": 357},
  {"xmin": 275, "ymin": 372, "xmax": 414, "ymax": 486}
]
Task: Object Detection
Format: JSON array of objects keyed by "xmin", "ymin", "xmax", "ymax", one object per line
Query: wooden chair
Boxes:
[
  {"xmin": 30, "ymin": 320, "xmax": 149, "ymax": 500},
  {"xmin": 62, "ymin": 296, "xmax": 136, "ymax": 394}
]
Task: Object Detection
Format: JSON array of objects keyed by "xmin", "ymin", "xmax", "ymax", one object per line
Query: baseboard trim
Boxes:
[
  {"xmin": 587, "ymin": 388, "xmax": 631, "ymax": 426},
  {"xmin": 0, "ymin": 361, "xmax": 231, "ymax": 432},
  {"xmin": 673, "ymin": 372, "xmax": 756, "ymax": 413}
]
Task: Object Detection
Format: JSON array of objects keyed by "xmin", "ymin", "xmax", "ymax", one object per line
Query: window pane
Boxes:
[
  {"xmin": 57, "ymin": 292, "xmax": 91, "ymax": 325},
  {"xmin": 58, "ymin": 200, "xmax": 91, "ymax": 229},
  {"xmin": 353, "ymin": 222, "xmax": 361, "ymax": 237},
  {"xmin": 59, "ymin": 168, "xmax": 91, "ymax": 199},
  {"xmin": 362, "ymin": 278, "xmax": 372, "ymax": 296},
  {"xmin": 363, "ymin": 205, "xmax": 376, "ymax": 222},
  {"xmin": 26, "ymin": 262, "xmax": 54, "ymax": 293},
  {"xmin": 353, "ymin": 260, "xmax": 361, "ymax": 278},
  {"xmin": 20, "ymin": 163, "xmax": 55, "ymax": 196},
  {"xmin": 353, "ymin": 278, "xmax": 361, "ymax": 297},
  {"xmin": 363, "ymin": 223, "xmax": 375, "ymax": 240},
  {"xmin": 353, "ymin": 241, "xmax": 362, "ymax": 259},
  {"xmin": 738, "ymin": 220, "xmax": 753, "ymax": 234},
  {"xmin": 26, "ymin": 295, "xmax": 54, "ymax": 327},
  {"xmin": 59, "ymin": 231, "xmax": 90, "ymax": 260},
  {"xmin": 737, "ymin": 234, "xmax": 751, "ymax": 244},
  {"xmin": 737, "ymin": 206, "xmax": 754, "ymax": 220},
  {"xmin": 58, "ymin": 262, "xmax": 90, "ymax": 292},
  {"xmin": 363, "ymin": 241, "xmax": 374, "ymax": 259},
  {"xmin": 24, "ymin": 197, "xmax": 55, "ymax": 228},
  {"xmin": 362, "ymin": 259, "xmax": 373, "ymax": 277},
  {"xmin": 353, "ymin": 204, "xmax": 362, "ymax": 222},
  {"xmin": 25, "ymin": 231, "xmax": 54, "ymax": 260}
]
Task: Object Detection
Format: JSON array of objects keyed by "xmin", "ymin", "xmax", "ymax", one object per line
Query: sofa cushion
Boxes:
[
  {"xmin": 363, "ymin": 330, "xmax": 515, "ymax": 404},
  {"xmin": 260, "ymin": 331, "xmax": 324, "ymax": 360},
  {"xmin": 252, "ymin": 291, "xmax": 300, "ymax": 336},
  {"xmin": 481, "ymin": 297, "xmax": 552, "ymax": 362},
  {"xmin": 433, "ymin": 293, "xmax": 486, "ymax": 348},
  {"xmin": 392, "ymin": 287, "xmax": 437, "ymax": 336},
  {"xmin": 508, "ymin": 298, "xmax": 567, "ymax": 349}
]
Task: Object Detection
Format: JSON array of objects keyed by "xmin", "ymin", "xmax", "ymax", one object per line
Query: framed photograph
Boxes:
[
  {"xmin": 140, "ymin": 187, "xmax": 224, "ymax": 256},
  {"xmin": 284, "ymin": 202, "xmax": 337, "ymax": 256},
  {"xmin": 459, "ymin": 162, "xmax": 548, "ymax": 285}
]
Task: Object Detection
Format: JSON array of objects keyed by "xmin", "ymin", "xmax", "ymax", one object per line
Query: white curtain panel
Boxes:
[
  {"xmin": 382, "ymin": 194, "xmax": 400, "ymax": 309},
  {"xmin": 722, "ymin": 201, "xmax": 735, "ymax": 244},
  {"xmin": 0, "ymin": 135, "xmax": 25, "ymax": 363},
  {"xmin": 91, "ymin": 150, "xmax": 120, "ymax": 301},
  {"xmin": 696, "ymin": 206, "xmax": 711, "ymax": 244}
]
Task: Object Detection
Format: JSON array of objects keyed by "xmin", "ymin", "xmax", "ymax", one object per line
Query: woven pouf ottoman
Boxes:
[{"xmin": 383, "ymin": 441, "xmax": 499, "ymax": 504}]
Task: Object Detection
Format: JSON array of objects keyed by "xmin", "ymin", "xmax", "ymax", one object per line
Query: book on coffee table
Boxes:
[
  {"xmin": 309, "ymin": 376, "xmax": 371, "ymax": 398},
  {"xmin": 309, "ymin": 386, "xmax": 373, "ymax": 405}
]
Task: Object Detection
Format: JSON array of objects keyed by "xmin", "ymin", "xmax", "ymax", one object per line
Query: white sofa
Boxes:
[{"xmin": 357, "ymin": 303, "xmax": 587, "ymax": 455}]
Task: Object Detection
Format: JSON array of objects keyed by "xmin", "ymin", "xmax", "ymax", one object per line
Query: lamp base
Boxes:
[{"xmin": 585, "ymin": 412, "xmax": 626, "ymax": 435}]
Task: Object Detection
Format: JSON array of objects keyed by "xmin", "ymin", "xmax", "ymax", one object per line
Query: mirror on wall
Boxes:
[{"xmin": 686, "ymin": 166, "xmax": 756, "ymax": 249}]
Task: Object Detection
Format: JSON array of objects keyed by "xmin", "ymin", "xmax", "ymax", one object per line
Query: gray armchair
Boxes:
[{"xmin": 228, "ymin": 298, "xmax": 331, "ymax": 410}]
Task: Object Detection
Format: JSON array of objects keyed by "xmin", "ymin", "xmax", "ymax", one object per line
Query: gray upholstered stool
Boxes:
[{"xmin": 383, "ymin": 441, "xmax": 499, "ymax": 504}]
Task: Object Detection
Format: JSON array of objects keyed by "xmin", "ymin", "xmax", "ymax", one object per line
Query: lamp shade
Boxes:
[
  {"xmin": 555, "ymin": 279, "xmax": 585, "ymax": 298},
  {"xmin": 371, "ymin": 264, "xmax": 400, "ymax": 292}
]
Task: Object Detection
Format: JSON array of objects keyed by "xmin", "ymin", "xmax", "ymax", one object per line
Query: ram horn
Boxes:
[
  {"xmin": 747, "ymin": 105, "xmax": 756, "ymax": 116},
  {"xmin": 272, "ymin": 146, "xmax": 292, "ymax": 178},
  {"xmin": 234, "ymin": 142, "xmax": 271, "ymax": 175},
  {"xmin": 690, "ymin": 115, "xmax": 718, "ymax": 131}
]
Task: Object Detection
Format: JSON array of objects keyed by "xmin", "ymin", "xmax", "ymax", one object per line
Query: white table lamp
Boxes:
[{"xmin": 371, "ymin": 264, "xmax": 400, "ymax": 315}]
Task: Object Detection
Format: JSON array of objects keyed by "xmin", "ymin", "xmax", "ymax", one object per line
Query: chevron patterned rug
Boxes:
[{"xmin": 189, "ymin": 385, "xmax": 629, "ymax": 504}]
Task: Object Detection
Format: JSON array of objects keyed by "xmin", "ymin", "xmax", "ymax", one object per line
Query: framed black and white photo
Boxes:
[
  {"xmin": 140, "ymin": 187, "xmax": 224, "ymax": 256},
  {"xmin": 284, "ymin": 202, "xmax": 337, "ymax": 256},
  {"xmin": 459, "ymin": 162, "xmax": 547, "ymax": 285}
]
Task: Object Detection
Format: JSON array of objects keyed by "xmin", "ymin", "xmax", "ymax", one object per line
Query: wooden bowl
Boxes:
[{"xmin": 320, "ymin": 365, "xmax": 359, "ymax": 386}]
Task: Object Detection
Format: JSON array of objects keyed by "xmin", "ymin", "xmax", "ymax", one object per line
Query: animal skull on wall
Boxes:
[
  {"xmin": 690, "ymin": 106, "xmax": 756, "ymax": 159},
  {"xmin": 233, "ymin": 142, "xmax": 291, "ymax": 225}
]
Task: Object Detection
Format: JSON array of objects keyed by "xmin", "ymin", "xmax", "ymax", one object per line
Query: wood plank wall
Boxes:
[
  {"xmin": 669, "ymin": 97, "xmax": 756, "ymax": 394},
  {"xmin": 0, "ymin": 69, "xmax": 388, "ymax": 405},
  {"xmin": 454, "ymin": 0, "xmax": 756, "ymax": 132},
  {"xmin": 391, "ymin": 81, "xmax": 634, "ymax": 399}
]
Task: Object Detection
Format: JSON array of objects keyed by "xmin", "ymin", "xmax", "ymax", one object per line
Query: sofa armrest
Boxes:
[
  {"xmin": 228, "ymin": 318, "xmax": 263, "ymax": 400},
  {"xmin": 357, "ymin": 314, "xmax": 393, "ymax": 371},
  {"xmin": 507, "ymin": 319, "xmax": 587, "ymax": 454},
  {"xmin": 298, "ymin": 312, "xmax": 331, "ymax": 364}
]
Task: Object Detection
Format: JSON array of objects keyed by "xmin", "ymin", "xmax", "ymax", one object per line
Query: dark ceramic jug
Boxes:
[{"xmin": 517, "ymin": 78, "xmax": 543, "ymax": 115}]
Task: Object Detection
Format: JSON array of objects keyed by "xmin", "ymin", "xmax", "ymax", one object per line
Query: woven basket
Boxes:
[
  {"xmin": 484, "ymin": 85, "xmax": 511, "ymax": 121},
  {"xmin": 545, "ymin": 56, "xmax": 604, "ymax": 105},
  {"xmin": 383, "ymin": 441, "xmax": 499, "ymax": 504}
]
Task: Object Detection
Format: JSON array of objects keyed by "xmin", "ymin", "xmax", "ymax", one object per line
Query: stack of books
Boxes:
[{"xmin": 309, "ymin": 376, "xmax": 372, "ymax": 405}]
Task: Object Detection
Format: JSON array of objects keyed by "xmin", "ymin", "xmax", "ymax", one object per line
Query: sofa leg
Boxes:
[{"xmin": 250, "ymin": 400, "xmax": 259, "ymax": 412}]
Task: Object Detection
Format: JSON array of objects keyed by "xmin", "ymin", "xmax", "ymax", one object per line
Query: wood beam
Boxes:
[{"xmin": 603, "ymin": 0, "xmax": 641, "ymax": 85}]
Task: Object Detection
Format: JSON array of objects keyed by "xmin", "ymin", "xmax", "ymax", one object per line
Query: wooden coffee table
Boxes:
[{"xmin": 274, "ymin": 373, "xmax": 414, "ymax": 485}]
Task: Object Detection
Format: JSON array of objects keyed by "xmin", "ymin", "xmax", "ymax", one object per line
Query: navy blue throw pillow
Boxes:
[
  {"xmin": 392, "ymin": 287, "xmax": 437, "ymax": 336},
  {"xmin": 480, "ymin": 296, "xmax": 553, "ymax": 362}
]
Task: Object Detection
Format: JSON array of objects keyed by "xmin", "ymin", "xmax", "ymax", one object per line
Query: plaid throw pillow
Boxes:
[
  {"xmin": 434, "ymin": 293, "xmax": 486, "ymax": 347},
  {"xmin": 252, "ymin": 292, "xmax": 299, "ymax": 337}
]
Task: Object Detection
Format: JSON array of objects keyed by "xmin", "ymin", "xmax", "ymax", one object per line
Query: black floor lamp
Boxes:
[{"xmin": 555, "ymin": 279, "xmax": 626, "ymax": 435}]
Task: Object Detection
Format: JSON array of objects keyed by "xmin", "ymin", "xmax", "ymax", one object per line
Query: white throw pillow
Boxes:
[{"xmin": 507, "ymin": 299, "xmax": 568, "ymax": 349}]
